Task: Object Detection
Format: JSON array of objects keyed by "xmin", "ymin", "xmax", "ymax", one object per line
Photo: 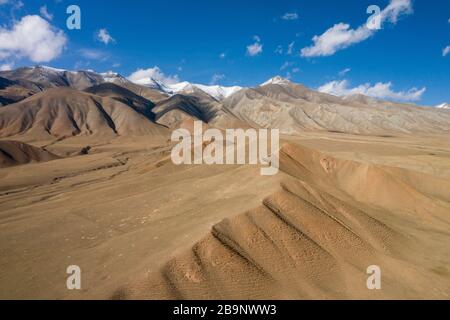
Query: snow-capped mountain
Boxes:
[
  {"xmin": 193, "ymin": 84, "xmax": 243, "ymax": 100},
  {"xmin": 0, "ymin": 66, "xmax": 246, "ymax": 101},
  {"xmin": 128, "ymin": 76, "xmax": 243, "ymax": 101},
  {"xmin": 100, "ymin": 71, "xmax": 129, "ymax": 84},
  {"xmin": 0, "ymin": 66, "xmax": 109, "ymax": 90},
  {"xmin": 260, "ymin": 76, "xmax": 292, "ymax": 86},
  {"xmin": 125, "ymin": 74, "xmax": 175, "ymax": 93},
  {"xmin": 435, "ymin": 103, "xmax": 450, "ymax": 109}
]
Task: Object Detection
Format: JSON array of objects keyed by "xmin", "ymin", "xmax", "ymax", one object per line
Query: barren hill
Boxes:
[
  {"xmin": 222, "ymin": 80, "xmax": 450, "ymax": 135},
  {"xmin": 115, "ymin": 143, "xmax": 450, "ymax": 299},
  {"xmin": 85, "ymin": 83, "xmax": 156, "ymax": 120},
  {"xmin": 0, "ymin": 141, "xmax": 59, "ymax": 168},
  {"xmin": 0, "ymin": 66, "xmax": 104, "ymax": 90},
  {"xmin": 0, "ymin": 87, "xmax": 167, "ymax": 139},
  {"xmin": 0, "ymin": 77, "xmax": 37, "ymax": 107}
]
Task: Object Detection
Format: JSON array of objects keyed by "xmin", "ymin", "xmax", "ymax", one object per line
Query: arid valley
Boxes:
[{"xmin": 0, "ymin": 66, "xmax": 449, "ymax": 300}]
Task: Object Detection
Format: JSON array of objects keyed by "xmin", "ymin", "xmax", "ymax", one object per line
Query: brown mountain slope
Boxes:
[
  {"xmin": 85, "ymin": 83, "xmax": 156, "ymax": 120},
  {"xmin": 222, "ymin": 81, "xmax": 450, "ymax": 135},
  {"xmin": 153, "ymin": 93, "xmax": 247, "ymax": 129},
  {"xmin": 115, "ymin": 81, "xmax": 169, "ymax": 103},
  {"xmin": 0, "ymin": 66, "xmax": 105, "ymax": 90},
  {"xmin": 0, "ymin": 88, "xmax": 167, "ymax": 139},
  {"xmin": 0, "ymin": 141, "xmax": 59, "ymax": 168},
  {"xmin": 115, "ymin": 143, "xmax": 450, "ymax": 299},
  {"xmin": 0, "ymin": 77, "xmax": 37, "ymax": 106},
  {"xmin": 153, "ymin": 94, "xmax": 215, "ymax": 128}
]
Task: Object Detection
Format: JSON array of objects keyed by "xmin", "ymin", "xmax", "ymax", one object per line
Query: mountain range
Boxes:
[{"xmin": 0, "ymin": 66, "xmax": 449, "ymax": 140}]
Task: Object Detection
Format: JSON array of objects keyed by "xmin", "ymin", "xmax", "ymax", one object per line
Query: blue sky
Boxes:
[{"xmin": 0, "ymin": 0, "xmax": 448, "ymax": 105}]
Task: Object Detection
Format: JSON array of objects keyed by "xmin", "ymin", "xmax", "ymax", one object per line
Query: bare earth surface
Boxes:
[{"xmin": 0, "ymin": 132, "xmax": 449, "ymax": 299}]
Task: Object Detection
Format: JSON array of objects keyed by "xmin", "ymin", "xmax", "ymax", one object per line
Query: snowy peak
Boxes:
[
  {"xmin": 129, "ymin": 78, "xmax": 243, "ymax": 101},
  {"xmin": 193, "ymin": 84, "xmax": 243, "ymax": 100},
  {"xmin": 435, "ymin": 103, "xmax": 450, "ymax": 109},
  {"xmin": 3, "ymin": 66, "xmax": 243, "ymax": 100},
  {"xmin": 166, "ymin": 82, "xmax": 242, "ymax": 100},
  {"xmin": 168, "ymin": 81, "xmax": 196, "ymax": 94},
  {"xmin": 129, "ymin": 76, "xmax": 174, "ymax": 93},
  {"xmin": 36, "ymin": 65, "xmax": 68, "ymax": 73},
  {"xmin": 100, "ymin": 71, "xmax": 129, "ymax": 84},
  {"xmin": 261, "ymin": 76, "xmax": 291, "ymax": 87}
]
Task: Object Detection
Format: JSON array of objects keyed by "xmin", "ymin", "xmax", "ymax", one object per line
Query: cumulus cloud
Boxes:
[
  {"xmin": 301, "ymin": 0, "xmax": 413, "ymax": 57},
  {"xmin": 0, "ymin": 15, "xmax": 67, "ymax": 63},
  {"xmin": 318, "ymin": 79, "xmax": 425, "ymax": 102},
  {"xmin": 443, "ymin": 46, "xmax": 450, "ymax": 57},
  {"xmin": 97, "ymin": 28, "xmax": 115, "ymax": 45},
  {"xmin": 301, "ymin": 23, "xmax": 374, "ymax": 57},
  {"xmin": 247, "ymin": 36, "xmax": 263, "ymax": 56},
  {"xmin": 282, "ymin": 12, "xmax": 298, "ymax": 21},
  {"xmin": 127, "ymin": 66, "xmax": 179, "ymax": 85},
  {"xmin": 39, "ymin": 5, "xmax": 53, "ymax": 20}
]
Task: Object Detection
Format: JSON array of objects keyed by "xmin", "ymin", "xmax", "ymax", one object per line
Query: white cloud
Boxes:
[
  {"xmin": 247, "ymin": 36, "xmax": 263, "ymax": 56},
  {"xmin": 382, "ymin": 0, "xmax": 413, "ymax": 24},
  {"xmin": 78, "ymin": 48, "xmax": 108, "ymax": 61},
  {"xmin": 301, "ymin": 0, "xmax": 413, "ymax": 57},
  {"xmin": 301, "ymin": 23, "xmax": 373, "ymax": 57},
  {"xmin": 127, "ymin": 66, "xmax": 179, "ymax": 85},
  {"xmin": 0, "ymin": 62, "xmax": 13, "ymax": 71},
  {"xmin": 339, "ymin": 68, "xmax": 351, "ymax": 76},
  {"xmin": 97, "ymin": 28, "xmax": 115, "ymax": 45},
  {"xmin": 443, "ymin": 46, "xmax": 450, "ymax": 57},
  {"xmin": 210, "ymin": 73, "xmax": 225, "ymax": 85},
  {"xmin": 0, "ymin": 15, "xmax": 67, "ymax": 63},
  {"xmin": 0, "ymin": 0, "xmax": 23, "ymax": 9},
  {"xmin": 0, "ymin": 0, "xmax": 21, "ymax": 6},
  {"xmin": 282, "ymin": 12, "xmax": 298, "ymax": 21},
  {"xmin": 318, "ymin": 79, "xmax": 425, "ymax": 102},
  {"xmin": 39, "ymin": 5, "xmax": 53, "ymax": 20},
  {"xmin": 287, "ymin": 41, "xmax": 295, "ymax": 55},
  {"xmin": 219, "ymin": 52, "xmax": 226, "ymax": 59}
]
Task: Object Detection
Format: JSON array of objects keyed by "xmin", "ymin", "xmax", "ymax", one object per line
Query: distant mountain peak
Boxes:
[
  {"xmin": 129, "ymin": 77, "xmax": 242, "ymax": 101},
  {"xmin": 261, "ymin": 76, "xmax": 291, "ymax": 86},
  {"xmin": 435, "ymin": 103, "xmax": 449, "ymax": 109},
  {"xmin": 34, "ymin": 65, "xmax": 67, "ymax": 73},
  {"xmin": 100, "ymin": 71, "xmax": 129, "ymax": 84}
]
